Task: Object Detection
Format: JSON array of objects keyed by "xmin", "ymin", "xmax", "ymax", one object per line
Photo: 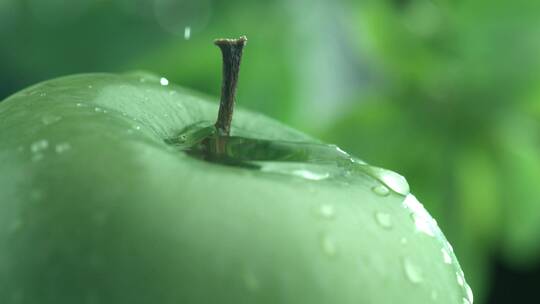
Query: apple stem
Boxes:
[{"xmin": 214, "ymin": 36, "xmax": 247, "ymax": 136}]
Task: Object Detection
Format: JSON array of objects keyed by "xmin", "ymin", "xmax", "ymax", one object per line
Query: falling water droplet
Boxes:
[
  {"xmin": 441, "ymin": 248, "xmax": 452, "ymax": 264},
  {"xmin": 184, "ymin": 26, "xmax": 191, "ymax": 40},
  {"xmin": 374, "ymin": 212, "xmax": 393, "ymax": 229},
  {"xmin": 320, "ymin": 234, "xmax": 337, "ymax": 257},
  {"xmin": 55, "ymin": 143, "xmax": 72, "ymax": 154},
  {"xmin": 31, "ymin": 140, "xmax": 48, "ymax": 153},
  {"xmin": 372, "ymin": 184, "xmax": 390, "ymax": 196},
  {"xmin": 318, "ymin": 204, "xmax": 335, "ymax": 219},
  {"xmin": 402, "ymin": 257, "xmax": 423, "ymax": 284},
  {"xmin": 41, "ymin": 114, "xmax": 61, "ymax": 125},
  {"xmin": 160, "ymin": 77, "xmax": 169, "ymax": 86}
]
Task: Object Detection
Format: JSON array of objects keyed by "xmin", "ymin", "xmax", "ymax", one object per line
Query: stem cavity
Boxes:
[{"xmin": 214, "ymin": 36, "xmax": 247, "ymax": 136}]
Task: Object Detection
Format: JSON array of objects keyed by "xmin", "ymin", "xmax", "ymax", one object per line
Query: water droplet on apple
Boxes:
[
  {"xmin": 184, "ymin": 26, "xmax": 191, "ymax": 40},
  {"xmin": 464, "ymin": 283, "xmax": 474, "ymax": 303},
  {"xmin": 134, "ymin": 125, "xmax": 141, "ymax": 131},
  {"xmin": 76, "ymin": 103, "xmax": 84, "ymax": 107},
  {"xmin": 39, "ymin": 92, "xmax": 47, "ymax": 97},
  {"xmin": 320, "ymin": 234, "xmax": 337, "ymax": 257},
  {"xmin": 403, "ymin": 194, "xmax": 436, "ymax": 237},
  {"xmin": 318, "ymin": 204, "xmax": 335, "ymax": 219},
  {"xmin": 55, "ymin": 143, "xmax": 72, "ymax": 154},
  {"xmin": 441, "ymin": 248, "xmax": 452, "ymax": 264},
  {"xmin": 402, "ymin": 257, "xmax": 423, "ymax": 284},
  {"xmin": 160, "ymin": 77, "xmax": 169, "ymax": 86},
  {"xmin": 9, "ymin": 219, "xmax": 23, "ymax": 233},
  {"xmin": 400, "ymin": 237, "xmax": 408, "ymax": 245},
  {"xmin": 374, "ymin": 212, "xmax": 393, "ymax": 229},
  {"xmin": 94, "ymin": 107, "xmax": 103, "ymax": 113},
  {"xmin": 31, "ymin": 140, "xmax": 49, "ymax": 153},
  {"xmin": 31, "ymin": 153, "xmax": 44, "ymax": 162},
  {"xmin": 363, "ymin": 166, "xmax": 409, "ymax": 196},
  {"xmin": 243, "ymin": 270, "xmax": 260, "ymax": 292},
  {"xmin": 372, "ymin": 184, "xmax": 390, "ymax": 196},
  {"xmin": 430, "ymin": 290, "xmax": 439, "ymax": 300},
  {"xmin": 41, "ymin": 114, "xmax": 61, "ymax": 125},
  {"xmin": 456, "ymin": 272, "xmax": 464, "ymax": 286},
  {"xmin": 462, "ymin": 298, "xmax": 471, "ymax": 304},
  {"xmin": 88, "ymin": 85, "xmax": 93, "ymax": 89}
]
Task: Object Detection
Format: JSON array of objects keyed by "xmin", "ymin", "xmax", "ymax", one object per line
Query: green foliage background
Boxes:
[{"xmin": 1, "ymin": 0, "xmax": 539, "ymax": 302}]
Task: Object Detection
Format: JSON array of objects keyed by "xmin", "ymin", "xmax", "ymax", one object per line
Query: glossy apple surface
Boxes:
[{"xmin": 0, "ymin": 73, "xmax": 472, "ymax": 304}]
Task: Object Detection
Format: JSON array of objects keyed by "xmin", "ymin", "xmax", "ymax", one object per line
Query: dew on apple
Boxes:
[
  {"xmin": 456, "ymin": 272, "xmax": 464, "ymax": 286},
  {"xmin": 374, "ymin": 212, "xmax": 393, "ymax": 229},
  {"xmin": 88, "ymin": 85, "xmax": 93, "ymax": 89},
  {"xmin": 402, "ymin": 194, "xmax": 436, "ymax": 237},
  {"xmin": 441, "ymin": 247, "xmax": 452, "ymax": 264},
  {"xmin": 371, "ymin": 184, "xmax": 390, "ymax": 196},
  {"xmin": 362, "ymin": 166, "xmax": 409, "ymax": 196},
  {"xmin": 94, "ymin": 107, "xmax": 103, "ymax": 113},
  {"xmin": 320, "ymin": 234, "xmax": 337, "ymax": 257},
  {"xmin": 318, "ymin": 204, "xmax": 335, "ymax": 219},
  {"xmin": 30, "ymin": 139, "xmax": 49, "ymax": 153},
  {"xmin": 55, "ymin": 143, "xmax": 72, "ymax": 154},
  {"xmin": 160, "ymin": 77, "xmax": 169, "ymax": 86},
  {"xmin": 41, "ymin": 114, "xmax": 62, "ymax": 125},
  {"xmin": 463, "ymin": 298, "xmax": 471, "ymax": 304},
  {"xmin": 465, "ymin": 283, "xmax": 474, "ymax": 303},
  {"xmin": 402, "ymin": 257, "xmax": 423, "ymax": 284}
]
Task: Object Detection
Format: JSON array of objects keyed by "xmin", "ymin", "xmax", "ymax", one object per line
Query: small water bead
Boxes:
[
  {"xmin": 441, "ymin": 248, "xmax": 452, "ymax": 264},
  {"xmin": 160, "ymin": 77, "xmax": 169, "ymax": 86},
  {"xmin": 400, "ymin": 237, "xmax": 408, "ymax": 245},
  {"xmin": 462, "ymin": 298, "xmax": 471, "ymax": 304},
  {"xmin": 320, "ymin": 234, "xmax": 337, "ymax": 257},
  {"xmin": 184, "ymin": 26, "xmax": 191, "ymax": 40},
  {"xmin": 430, "ymin": 290, "xmax": 439, "ymax": 300},
  {"xmin": 372, "ymin": 184, "xmax": 390, "ymax": 196},
  {"xmin": 55, "ymin": 143, "xmax": 72, "ymax": 154},
  {"xmin": 134, "ymin": 125, "xmax": 141, "ymax": 131},
  {"xmin": 365, "ymin": 166, "xmax": 409, "ymax": 196},
  {"xmin": 464, "ymin": 283, "xmax": 474, "ymax": 303},
  {"xmin": 456, "ymin": 272, "xmax": 464, "ymax": 286},
  {"xmin": 318, "ymin": 204, "xmax": 335, "ymax": 219},
  {"xmin": 41, "ymin": 114, "xmax": 61, "ymax": 125},
  {"xmin": 94, "ymin": 107, "xmax": 103, "ymax": 113},
  {"xmin": 31, "ymin": 140, "xmax": 48, "ymax": 153},
  {"xmin": 402, "ymin": 257, "xmax": 423, "ymax": 284},
  {"xmin": 76, "ymin": 103, "xmax": 83, "ymax": 107},
  {"xmin": 88, "ymin": 85, "xmax": 93, "ymax": 89},
  {"xmin": 39, "ymin": 92, "xmax": 47, "ymax": 97},
  {"xmin": 403, "ymin": 194, "xmax": 436, "ymax": 237},
  {"xmin": 243, "ymin": 270, "xmax": 260, "ymax": 292},
  {"xmin": 374, "ymin": 212, "xmax": 393, "ymax": 229}
]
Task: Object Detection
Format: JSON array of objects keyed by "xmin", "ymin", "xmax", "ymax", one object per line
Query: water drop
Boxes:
[
  {"xmin": 41, "ymin": 114, "xmax": 61, "ymax": 125},
  {"xmin": 291, "ymin": 169, "xmax": 329, "ymax": 181},
  {"xmin": 88, "ymin": 85, "xmax": 93, "ymax": 89},
  {"xmin": 184, "ymin": 26, "xmax": 191, "ymax": 40},
  {"xmin": 365, "ymin": 166, "xmax": 410, "ymax": 195},
  {"xmin": 243, "ymin": 270, "xmax": 260, "ymax": 292},
  {"xmin": 55, "ymin": 143, "xmax": 72, "ymax": 154},
  {"xmin": 39, "ymin": 92, "xmax": 47, "ymax": 97},
  {"xmin": 464, "ymin": 283, "xmax": 474, "ymax": 303},
  {"xmin": 374, "ymin": 212, "xmax": 393, "ymax": 229},
  {"xmin": 403, "ymin": 194, "xmax": 436, "ymax": 237},
  {"xmin": 400, "ymin": 237, "xmax": 408, "ymax": 245},
  {"xmin": 456, "ymin": 272, "xmax": 464, "ymax": 286},
  {"xmin": 430, "ymin": 290, "xmax": 439, "ymax": 300},
  {"xmin": 160, "ymin": 77, "xmax": 169, "ymax": 86},
  {"xmin": 134, "ymin": 125, "xmax": 141, "ymax": 131},
  {"xmin": 76, "ymin": 103, "xmax": 84, "ymax": 107},
  {"xmin": 372, "ymin": 184, "xmax": 390, "ymax": 196},
  {"xmin": 31, "ymin": 154, "xmax": 44, "ymax": 162},
  {"xmin": 30, "ymin": 140, "xmax": 48, "ymax": 153},
  {"xmin": 320, "ymin": 234, "xmax": 337, "ymax": 257},
  {"xmin": 318, "ymin": 204, "xmax": 335, "ymax": 219},
  {"xmin": 441, "ymin": 248, "xmax": 452, "ymax": 264},
  {"xmin": 402, "ymin": 257, "xmax": 423, "ymax": 284},
  {"xmin": 462, "ymin": 298, "xmax": 471, "ymax": 304},
  {"xmin": 94, "ymin": 107, "xmax": 103, "ymax": 113}
]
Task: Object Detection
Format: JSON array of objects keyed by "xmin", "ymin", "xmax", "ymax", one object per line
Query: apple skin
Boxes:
[{"xmin": 0, "ymin": 73, "xmax": 471, "ymax": 304}]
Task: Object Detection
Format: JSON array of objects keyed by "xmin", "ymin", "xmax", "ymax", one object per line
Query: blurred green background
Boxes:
[{"xmin": 1, "ymin": 0, "xmax": 539, "ymax": 302}]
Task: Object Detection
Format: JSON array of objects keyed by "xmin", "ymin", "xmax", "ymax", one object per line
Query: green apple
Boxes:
[{"xmin": 0, "ymin": 38, "xmax": 473, "ymax": 304}]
